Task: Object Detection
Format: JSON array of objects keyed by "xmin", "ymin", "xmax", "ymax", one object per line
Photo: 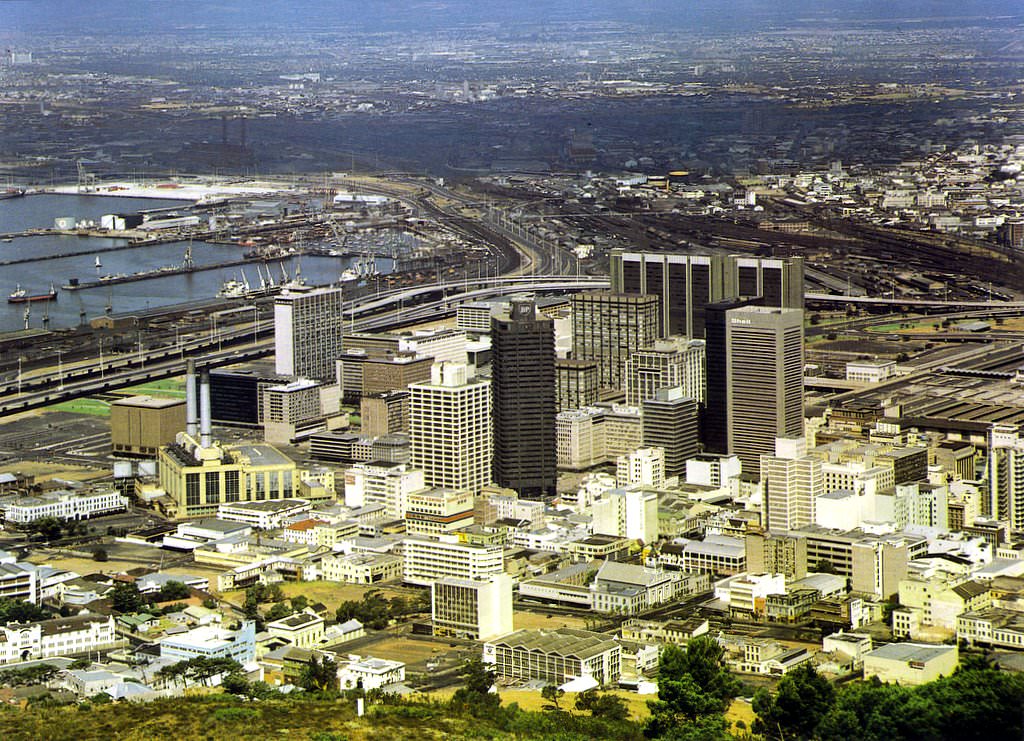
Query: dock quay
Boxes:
[{"xmin": 62, "ymin": 254, "xmax": 297, "ymax": 290}]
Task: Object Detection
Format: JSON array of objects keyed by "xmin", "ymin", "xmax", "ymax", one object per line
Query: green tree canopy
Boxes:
[{"xmin": 752, "ymin": 664, "xmax": 835, "ymax": 740}]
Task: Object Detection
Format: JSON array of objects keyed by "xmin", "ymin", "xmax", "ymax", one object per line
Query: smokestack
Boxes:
[
  {"xmin": 185, "ymin": 359, "xmax": 198, "ymax": 438},
  {"xmin": 200, "ymin": 369, "xmax": 212, "ymax": 449}
]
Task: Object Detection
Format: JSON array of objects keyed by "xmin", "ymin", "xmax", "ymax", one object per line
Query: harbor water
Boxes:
[{"xmin": 0, "ymin": 194, "xmax": 391, "ymax": 333}]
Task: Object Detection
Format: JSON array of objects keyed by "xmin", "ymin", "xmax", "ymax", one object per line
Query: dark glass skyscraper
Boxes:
[{"xmin": 491, "ymin": 299, "xmax": 557, "ymax": 498}]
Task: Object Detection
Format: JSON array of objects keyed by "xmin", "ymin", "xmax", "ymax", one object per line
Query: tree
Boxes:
[
  {"xmin": 813, "ymin": 559, "xmax": 837, "ymax": 574},
  {"xmin": 265, "ymin": 601, "xmax": 294, "ymax": 622},
  {"xmin": 541, "ymin": 683, "xmax": 565, "ymax": 712},
  {"xmin": 752, "ymin": 664, "xmax": 835, "ymax": 740},
  {"xmin": 576, "ymin": 689, "xmax": 629, "ymax": 721},
  {"xmin": 157, "ymin": 581, "xmax": 191, "ymax": 602},
  {"xmin": 299, "ymin": 655, "xmax": 338, "ymax": 693},
  {"xmin": 110, "ymin": 582, "xmax": 145, "ymax": 614},
  {"xmin": 645, "ymin": 638, "xmax": 739, "ymax": 739},
  {"xmin": 92, "ymin": 548, "xmax": 109, "ymax": 562},
  {"xmin": 291, "ymin": 595, "xmax": 309, "ymax": 613},
  {"xmin": 450, "ymin": 658, "xmax": 501, "ymax": 717},
  {"xmin": 30, "ymin": 517, "xmax": 64, "ymax": 541},
  {"xmin": 0, "ymin": 597, "xmax": 50, "ymax": 623}
]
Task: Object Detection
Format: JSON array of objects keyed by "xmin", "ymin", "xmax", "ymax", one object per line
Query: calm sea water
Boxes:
[{"xmin": 0, "ymin": 194, "xmax": 390, "ymax": 332}]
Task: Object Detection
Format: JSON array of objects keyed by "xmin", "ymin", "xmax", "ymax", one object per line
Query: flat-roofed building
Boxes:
[
  {"xmin": 432, "ymin": 574, "xmax": 513, "ymax": 641},
  {"xmin": 266, "ymin": 611, "xmax": 325, "ymax": 649},
  {"xmin": 405, "ymin": 487, "xmax": 475, "ymax": 536},
  {"xmin": 862, "ymin": 642, "xmax": 958, "ymax": 686},
  {"xmin": 111, "ymin": 395, "xmax": 186, "ymax": 457},
  {"xmin": 217, "ymin": 498, "xmax": 313, "ymax": 530},
  {"xmin": 571, "ymin": 292, "xmax": 660, "ymax": 389},
  {"xmin": 159, "ymin": 620, "xmax": 256, "ymax": 664},
  {"xmin": 275, "ymin": 284, "xmax": 345, "ymax": 382},
  {"xmin": 556, "ymin": 359, "xmax": 600, "ymax": 412},
  {"xmin": 2, "ymin": 488, "xmax": 128, "ymax": 524},
  {"xmin": 403, "ymin": 535, "xmax": 503, "ymax": 586},
  {"xmin": 625, "ymin": 338, "xmax": 705, "ymax": 406}
]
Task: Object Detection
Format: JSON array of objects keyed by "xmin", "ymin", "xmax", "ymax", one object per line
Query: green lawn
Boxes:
[
  {"xmin": 51, "ymin": 398, "xmax": 111, "ymax": 417},
  {"xmin": 124, "ymin": 377, "xmax": 187, "ymax": 398}
]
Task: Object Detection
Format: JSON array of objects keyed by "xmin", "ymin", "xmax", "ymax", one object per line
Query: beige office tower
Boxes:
[
  {"xmin": 409, "ymin": 362, "xmax": 493, "ymax": 493},
  {"xmin": 760, "ymin": 437, "xmax": 822, "ymax": 532},
  {"xmin": 274, "ymin": 284, "xmax": 345, "ymax": 382},
  {"xmin": 570, "ymin": 291, "xmax": 660, "ymax": 389},
  {"xmin": 609, "ymin": 250, "xmax": 804, "ymax": 338},
  {"xmin": 726, "ymin": 306, "xmax": 804, "ymax": 477},
  {"xmin": 625, "ymin": 338, "xmax": 705, "ymax": 406}
]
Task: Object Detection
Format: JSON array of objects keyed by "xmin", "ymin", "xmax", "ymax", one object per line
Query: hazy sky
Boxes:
[{"xmin": 1, "ymin": 1, "xmax": 1021, "ymax": 35}]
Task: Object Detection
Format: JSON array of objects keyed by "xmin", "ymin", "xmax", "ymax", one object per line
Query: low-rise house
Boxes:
[
  {"xmin": 159, "ymin": 621, "xmax": 256, "ymax": 665},
  {"xmin": 266, "ymin": 610, "xmax": 325, "ymax": 649},
  {"xmin": 337, "ymin": 655, "xmax": 405, "ymax": 690}
]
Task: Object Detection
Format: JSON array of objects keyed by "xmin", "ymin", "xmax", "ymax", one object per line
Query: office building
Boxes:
[
  {"xmin": 260, "ymin": 378, "xmax": 325, "ymax": 444},
  {"xmin": 209, "ymin": 362, "xmax": 287, "ymax": 428},
  {"xmin": 989, "ymin": 424, "xmax": 1024, "ymax": 527},
  {"xmin": 702, "ymin": 296, "xmax": 764, "ymax": 454},
  {"xmin": 432, "ymin": 574, "xmax": 513, "ymax": 641},
  {"xmin": 761, "ymin": 437, "xmax": 822, "ymax": 532},
  {"xmin": 360, "ymin": 390, "xmax": 410, "ymax": 437},
  {"xmin": 402, "ymin": 535, "xmax": 503, "ymax": 586},
  {"xmin": 344, "ymin": 462, "xmax": 425, "ymax": 520},
  {"xmin": 625, "ymin": 338, "xmax": 706, "ymax": 406},
  {"xmin": 410, "ymin": 363, "xmax": 492, "ymax": 493},
  {"xmin": 724, "ymin": 306, "xmax": 804, "ymax": 476},
  {"xmin": 610, "ymin": 250, "xmax": 803, "ymax": 338},
  {"xmin": 404, "ymin": 487, "xmax": 475, "ymax": 536},
  {"xmin": 556, "ymin": 359, "xmax": 599, "ymax": 412},
  {"xmin": 642, "ymin": 387, "xmax": 699, "ymax": 478},
  {"xmin": 274, "ymin": 284, "xmax": 345, "ymax": 382},
  {"xmin": 110, "ymin": 395, "xmax": 186, "ymax": 458},
  {"xmin": 592, "ymin": 488, "xmax": 659, "ymax": 543},
  {"xmin": 571, "ymin": 292, "xmax": 660, "ymax": 389},
  {"xmin": 491, "ymin": 300, "xmax": 557, "ymax": 497},
  {"xmin": 337, "ymin": 350, "xmax": 433, "ymax": 403},
  {"xmin": 1, "ymin": 488, "xmax": 128, "ymax": 524},
  {"xmin": 615, "ymin": 447, "xmax": 665, "ymax": 488}
]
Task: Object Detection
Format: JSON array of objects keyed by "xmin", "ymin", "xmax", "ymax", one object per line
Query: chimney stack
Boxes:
[
  {"xmin": 185, "ymin": 359, "xmax": 198, "ymax": 438},
  {"xmin": 200, "ymin": 369, "xmax": 212, "ymax": 448}
]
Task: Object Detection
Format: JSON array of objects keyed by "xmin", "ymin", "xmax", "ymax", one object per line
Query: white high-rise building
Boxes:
[
  {"xmin": 410, "ymin": 362, "xmax": 493, "ymax": 492},
  {"xmin": 403, "ymin": 535, "xmax": 504, "ymax": 586},
  {"xmin": 761, "ymin": 436, "xmax": 822, "ymax": 532},
  {"xmin": 432, "ymin": 574, "xmax": 513, "ymax": 641},
  {"xmin": 616, "ymin": 446, "xmax": 665, "ymax": 488},
  {"xmin": 274, "ymin": 284, "xmax": 345, "ymax": 381},
  {"xmin": 592, "ymin": 488, "xmax": 659, "ymax": 543},
  {"xmin": 344, "ymin": 462, "xmax": 425, "ymax": 520},
  {"xmin": 988, "ymin": 424, "xmax": 1024, "ymax": 527},
  {"xmin": 624, "ymin": 338, "xmax": 706, "ymax": 406}
]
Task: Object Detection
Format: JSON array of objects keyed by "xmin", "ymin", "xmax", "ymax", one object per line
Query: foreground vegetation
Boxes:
[{"xmin": 0, "ymin": 639, "xmax": 1021, "ymax": 740}]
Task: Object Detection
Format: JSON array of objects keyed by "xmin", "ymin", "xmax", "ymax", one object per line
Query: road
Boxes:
[{"xmin": 0, "ymin": 275, "xmax": 608, "ymax": 417}]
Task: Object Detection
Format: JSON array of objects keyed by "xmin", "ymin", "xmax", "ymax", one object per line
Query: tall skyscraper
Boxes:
[
  {"xmin": 409, "ymin": 362, "xmax": 493, "ymax": 493},
  {"xmin": 988, "ymin": 424, "xmax": 1024, "ymax": 526},
  {"xmin": 761, "ymin": 437, "xmax": 822, "ymax": 532},
  {"xmin": 609, "ymin": 250, "xmax": 803, "ymax": 338},
  {"xmin": 625, "ymin": 338, "xmax": 706, "ymax": 406},
  {"xmin": 571, "ymin": 291, "xmax": 660, "ymax": 389},
  {"xmin": 702, "ymin": 296, "xmax": 764, "ymax": 454},
  {"xmin": 555, "ymin": 359, "xmax": 599, "ymax": 412},
  {"xmin": 274, "ymin": 284, "xmax": 345, "ymax": 382},
  {"xmin": 642, "ymin": 387, "xmax": 699, "ymax": 478},
  {"xmin": 725, "ymin": 305, "xmax": 804, "ymax": 476},
  {"xmin": 491, "ymin": 300, "xmax": 557, "ymax": 498}
]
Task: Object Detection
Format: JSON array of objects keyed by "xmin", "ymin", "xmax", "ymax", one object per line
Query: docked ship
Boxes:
[
  {"xmin": 8, "ymin": 283, "xmax": 57, "ymax": 303},
  {"xmin": 0, "ymin": 189, "xmax": 25, "ymax": 201}
]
